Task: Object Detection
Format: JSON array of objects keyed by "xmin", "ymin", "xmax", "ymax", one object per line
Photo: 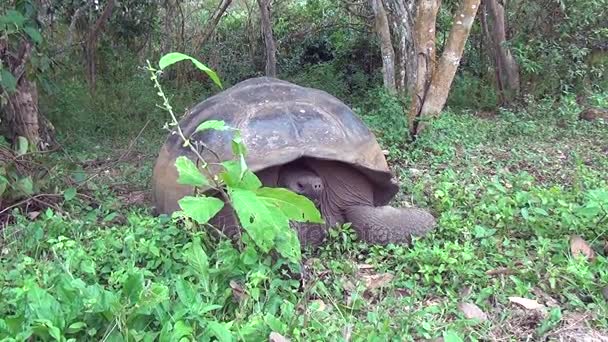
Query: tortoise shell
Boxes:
[{"xmin": 152, "ymin": 77, "xmax": 399, "ymax": 214}]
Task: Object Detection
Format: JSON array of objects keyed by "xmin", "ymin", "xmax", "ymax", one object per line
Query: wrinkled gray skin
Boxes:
[{"xmin": 276, "ymin": 158, "xmax": 436, "ymax": 247}]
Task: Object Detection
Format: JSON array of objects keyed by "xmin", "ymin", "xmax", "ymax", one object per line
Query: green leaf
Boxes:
[
  {"xmin": 122, "ymin": 271, "xmax": 144, "ymax": 304},
  {"xmin": 158, "ymin": 52, "xmax": 222, "ymax": 88},
  {"xmin": 206, "ymin": 321, "xmax": 233, "ymax": 342},
  {"xmin": 26, "ymin": 284, "xmax": 65, "ymax": 329},
  {"xmin": 172, "ymin": 320, "xmax": 193, "ymax": 340},
  {"xmin": 200, "ymin": 304, "xmax": 223, "ymax": 314},
  {"xmin": 16, "ymin": 136, "xmax": 28, "ymax": 156},
  {"xmin": 174, "ymin": 278, "xmax": 203, "ymax": 308},
  {"xmin": 24, "ymin": 26, "xmax": 42, "ymax": 44},
  {"xmin": 231, "ymin": 131, "xmax": 247, "ymax": 157},
  {"xmin": 0, "ymin": 175, "xmax": 8, "ymax": 197},
  {"xmin": 175, "ymin": 156, "xmax": 208, "ymax": 187},
  {"xmin": 196, "ymin": 120, "xmax": 229, "ymax": 132},
  {"xmin": 184, "ymin": 236, "xmax": 209, "ymax": 280},
  {"xmin": 220, "ymin": 161, "xmax": 261, "ymax": 190},
  {"xmin": 0, "ymin": 69, "xmax": 17, "ymax": 92},
  {"xmin": 230, "ymin": 188, "xmax": 289, "ymax": 253},
  {"xmin": 178, "ymin": 196, "xmax": 224, "ymax": 224},
  {"xmin": 139, "ymin": 283, "xmax": 169, "ymax": 311},
  {"xmin": 255, "ymin": 187, "xmax": 323, "ymax": 223},
  {"xmin": 576, "ymin": 203, "xmax": 601, "ymax": 217},
  {"xmin": 66, "ymin": 322, "xmax": 87, "ymax": 334},
  {"xmin": 15, "ymin": 176, "xmax": 34, "ymax": 196},
  {"xmin": 0, "ymin": 10, "xmax": 26, "ymax": 27},
  {"xmin": 443, "ymin": 330, "xmax": 464, "ymax": 342},
  {"xmin": 63, "ymin": 188, "xmax": 77, "ymax": 201}
]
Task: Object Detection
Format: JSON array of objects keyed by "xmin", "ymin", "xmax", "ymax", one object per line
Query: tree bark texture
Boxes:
[
  {"xmin": 407, "ymin": 0, "xmax": 440, "ymax": 134},
  {"xmin": 1, "ymin": 40, "xmax": 54, "ymax": 150},
  {"xmin": 414, "ymin": 0, "xmax": 481, "ymax": 135},
  {"xmin": 193, "ymin": 0, "xmax": 233, "ymax": 53},
  {"xmin": 384, "ymin": 0, "xmax": 417, "ymax": 94},
  {"xmin": 371, "ymin": 0, "xmax": 397, "ymax": 94},
  {"xmin": 162, "ymin": 0, "xmax": 176, "ymax": 54},
  {"xmin": 482, "ymin": 0, "xmax": 520, "ymax": 105},
  {"xmin": 85, "ymin": 0, "xmax": 115, "ymax": 93},
  {"xmin": 257, "ymin": 0, "xmax": 277, "ymax": 77}
]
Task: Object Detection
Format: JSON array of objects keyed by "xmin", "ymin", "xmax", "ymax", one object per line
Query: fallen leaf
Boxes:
[
  {"xmin": 603, "ymin": 240, "xmax": 608, "ymax": 256},
  {"xmin": 486, "ymin": 267, "xmax": 516, "ymax": 276},
  {"xmin": 394, "ymin": 288, "xmax": 411, "ymax": 297},
  {"xmin": 508, "ymin": 296, "xmax": 546, "ymax": 310},
  {"xmin": 230, "ymin": 280, "xmax": 248, "ymax": 302},
  {"xmin": 27, "ymin": 211, "xmax": 40, "ymax": 220},
  {"xmin": 357, "ymin": 263, "xmax": 374, "ymax": 270},
  {"xmin": 269, "ymin": 332, "xmax": 290, "ymax": 342},
  {"xmin": 570, "ymin": 235, "xmax": 596, "ymax": 261},
  {"xmin": 362, "ymin": 273, "xmax": 394, "ymax": 291},
  {"xmin": 458, "ymin": 302, "xmax": 488, "ymax": 321}
]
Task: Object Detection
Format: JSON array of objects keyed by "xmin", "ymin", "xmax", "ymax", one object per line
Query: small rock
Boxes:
[
  {"xmin": 362, "ymin": 273, "xmax": 394, "ymax": 291},
  {"xmin": 570, "ymin": 235, "xmax": 596, "ymax": 261},
  {"xmin": 602, "ymin": 287, "xmax": 608, "ymax": 301},
  {"xmin": 458, "ymin": 302, "xmax": 488, "ymax": 321},
  {"xmin": 269, "ymin": 332, "xmax": 290, "ymax": 342}
]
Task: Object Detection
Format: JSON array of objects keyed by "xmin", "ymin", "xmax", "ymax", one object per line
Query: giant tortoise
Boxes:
[{"xmin": 152, "ymin": 77, "xmax": 435, "ymax": 246}]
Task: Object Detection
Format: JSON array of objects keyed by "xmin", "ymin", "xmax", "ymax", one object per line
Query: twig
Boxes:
[
  {"xmin": 147, "ymin": 61, "xmax": 242, "ymax": 246},
  {"xmin": 0, "ymin": 194, "xmax": 62, "ymax": 216}
]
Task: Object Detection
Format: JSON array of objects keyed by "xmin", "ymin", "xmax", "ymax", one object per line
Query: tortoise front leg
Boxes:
[{"xmin": 343, "ymin": 205, "xmax": 436, "ymax": 245}]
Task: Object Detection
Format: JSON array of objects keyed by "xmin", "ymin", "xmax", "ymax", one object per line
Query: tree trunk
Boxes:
[
  {"xmin": 412, "ymin": 0, "xmax": 481, "ymax": 135},
  {"xmin": 371, "ymin": 0, "xmax": 396, "ymax": 94},
  {"xmin": 257, "ymin": 0, "xmax": 277, "ymax": 77},
  {"xmin": 84, "ymin": 0, "xmax": 115, "ymax": 93},
  {"xmin": 193, "ymin": 0, "xmax": 233, "ymax": 53},
  {"xmin": 162, "ymin": 0, "xmax": 176, "ymax": 54},
  {"xmin": 244, "ymin": 0, "xmax": 260, "ymax": 71},
  {"xmin": 407, "ymin": 0, "xmax": 440, "ymax": 134},
  {"xmin": 482, "ymin": 0, "xmax": 519, "ymax": 105},
  {"xmin": 385, "ymin": 0, "xmax": 417, "ymax": 94},
  {"xmin": 2, "ymin": 40, "xmax": 55, "ymax": 151}
]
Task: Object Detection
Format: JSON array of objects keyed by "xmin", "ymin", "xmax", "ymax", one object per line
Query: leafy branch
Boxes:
[{"xmin": 147, "ymin": 52, "xmax": 323, "ymax": 263}]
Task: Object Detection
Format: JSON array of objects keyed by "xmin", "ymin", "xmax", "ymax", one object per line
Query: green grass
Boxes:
[{"xmin": 1, "ymin": 87, "xmax": 608, "ymax": 341}]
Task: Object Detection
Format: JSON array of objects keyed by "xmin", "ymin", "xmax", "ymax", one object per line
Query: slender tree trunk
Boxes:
[
  {"xmin": 385, "ymin": 0, "xmax": 417, "ymax": 94},
  {"xmin": 162, "ymin": 0, "xmax": 176, "ymax": 54},
  {"xmin": 257, "ymin": 0, "xmax": 277, "ymax": 77},
  {"xmin": 407, "ymin": 0, "xmax": 440, "ymax": 133},
  {"xmin": 193, "ymin": 0, "xmax": 233, "ymax": 53},
  {"xmin": 412, "ymin": 0, "xmax": 481, "ymax": 135},
  {"xmin": 371, "ymin": 0, "xmax": 396, "ymax": 94},
  {"xmin": 84, "ymin": 0, "xmax": 115, "ymax": 93},
  {"xmin": 2, "ymin": 40, "xmax": 55, "ymax": 150},
  {"xmin": 244, "ymin": 0, "xmax": 260, "ymax": 71},
  {"xmin": 483, "ymin": 0, "xmax": 519, "ymax": 105}
]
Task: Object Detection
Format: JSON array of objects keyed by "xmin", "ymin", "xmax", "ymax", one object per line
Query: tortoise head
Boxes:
[{"xmin": 277, "ymin": 162, "xmax": 324, "ymax": 203}]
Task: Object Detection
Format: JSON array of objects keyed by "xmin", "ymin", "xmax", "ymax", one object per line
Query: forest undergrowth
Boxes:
[{"xmin": 1, "ymin": 81, "xmax": 607, "ymax": 341}]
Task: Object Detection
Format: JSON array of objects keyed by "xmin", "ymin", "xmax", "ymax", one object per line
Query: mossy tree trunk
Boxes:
[{"xmin": 1, "ymin": 40, "xmax": 54, "ymax": 151}]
